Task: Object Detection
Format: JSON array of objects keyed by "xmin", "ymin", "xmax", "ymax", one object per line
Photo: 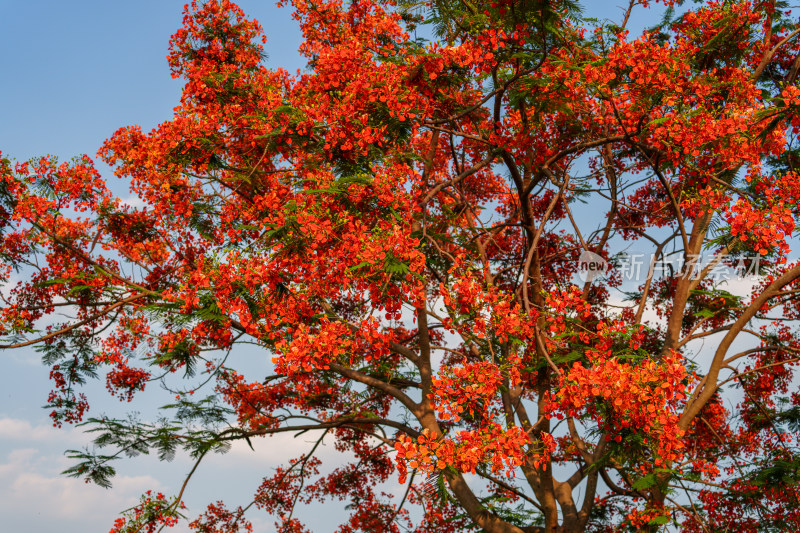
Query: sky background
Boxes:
[
  {"xmin": 0, "ymin": 2, "xmax": 314, "ymax": 531},
  {"xmin": 0, "ymin": 1, "xmax": 693, "ymax": 532}
]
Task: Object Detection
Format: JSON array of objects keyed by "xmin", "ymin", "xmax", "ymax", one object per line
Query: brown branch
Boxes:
[
  {"xmin": 418, "ymin": 156, "xmax": 493, "ymax": 207},
  {"xmin": 328, "ymin": 363, "xmax": 421, "ymax": 416},
  {"xmin": 225, "ymin": 417, "xmax": 421, "ymax": 440},
  {"xmin": 0, "ymin": 292, "xmax": 148, "ymax": 349},
  {"xmin": 679, "ymin": 263, "xmax": 800, "ymax": 429},
  {"xmin": 752, "ymin": 27, "xmax": 800, "ymax": 81}
]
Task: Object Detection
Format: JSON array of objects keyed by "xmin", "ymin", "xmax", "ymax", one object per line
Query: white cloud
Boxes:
[
  {"xmin": 211, "ymin": 430, "xmax": 357, "ymax": 471},
  {"xmin": 0, "ymin": 417, "xmax": 376, "ymax": 531},
  {"xmin": 0, "ymin": 445, "xmax": 170, "ymax": 532},
  {"xmin": 0, "ymin": 417, "xmax": 86, "ymax": 444},
  {"xmin": 117, "ymin": 194, "xmax": 148, "ymax": 210}
]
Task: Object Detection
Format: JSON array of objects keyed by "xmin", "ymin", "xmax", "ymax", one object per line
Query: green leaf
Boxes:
[
  {"xmin": 348, "ymin": 261, "xmax": 370, "ymax": 273},
  {"xmin": 383, "ymin": 254, "xmax": 411, "ymax": 275},
  {"xmin": 631, "ymin": 473, "xmax": 656, "ymax": 491},
  {"xmin": 648, "ymin": 116, "xmax": 671, "ymax": 126},
  {"xmin": 553, "ymin": 350, "xmax": 583, "ymax": 364},
  {"xmin": 66, "ymin": 284, "xmax": 92, "ymax": 295}
]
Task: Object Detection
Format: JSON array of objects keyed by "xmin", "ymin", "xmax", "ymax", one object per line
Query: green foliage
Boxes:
[{"xmin": 63, "ymin": 396, "xmax": 234, "ymax": 488}]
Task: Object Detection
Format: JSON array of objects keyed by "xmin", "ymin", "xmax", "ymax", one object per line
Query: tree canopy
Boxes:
[{"xmin": 2, "ymin": 0, "xmax": 800, "ymax": 531}]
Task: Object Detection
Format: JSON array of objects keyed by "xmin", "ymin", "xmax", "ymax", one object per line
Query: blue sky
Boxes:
[
  {"xmin": 0, "ymin": 1, "xmax": 682, "ymax": 532},
  {"xmin": 0, "ymin": 0, "xmax": 306, "ymax": 162},
  {"xmin": 0, "ymin": 2, "xmax": 312, "ymax": 532}
]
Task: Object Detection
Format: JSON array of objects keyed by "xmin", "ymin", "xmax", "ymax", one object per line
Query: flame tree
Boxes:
[{"xmin": 2, "ymin": 0, "xmax": 800, "ymax": 531}]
